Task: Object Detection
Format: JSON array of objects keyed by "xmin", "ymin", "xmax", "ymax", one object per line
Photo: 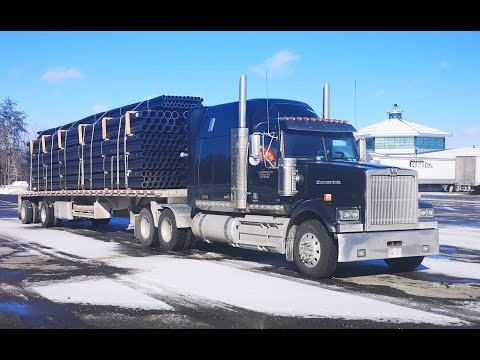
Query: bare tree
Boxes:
[{"xmin": 0, "ymin": 97, "xmax": 28, "ymax": 186}]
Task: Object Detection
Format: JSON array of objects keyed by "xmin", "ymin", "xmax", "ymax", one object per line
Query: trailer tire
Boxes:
[
  {"xmin": 20, "ymin": 200, "xmax": 33, "ymax": 224},
  {"xmin": 384, "ymin": 256, "xmax": 424, "ymax": 272},
  {"xmin": 40, "ymin": 202, "xmax": 54, "ymax": 228},
  {"xmin": 293, "ymin": 219, "xmax": 337, "ymax": 279},
  {"xmin": 90, "ymin": 218, "xmax": 111, "ymax": 227},
  {"xmin": 158, "ymin": 209, "xmax": 186, "ymax": 251},
  {"xmin": 32, "ymin": 203, "xmax": 40, "ymax": 223},
  {"xmin": 137, "ymin": 208, "xmax": 158, "ymax": 247}
]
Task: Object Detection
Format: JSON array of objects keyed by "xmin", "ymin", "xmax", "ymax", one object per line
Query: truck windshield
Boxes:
[{"xmin": 283, "ymin": 131, "xmax": 359, "ymax": 162}]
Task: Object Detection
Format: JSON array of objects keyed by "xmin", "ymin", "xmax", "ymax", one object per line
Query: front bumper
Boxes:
[{"xmin": 336, "ymin": 228, "xmax": 439, "ymax": 262}]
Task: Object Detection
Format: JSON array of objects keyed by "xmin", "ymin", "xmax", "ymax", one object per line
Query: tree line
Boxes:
[{"xmin": 0, "ymin": 97, "xmax": 28, "ymax": 186}]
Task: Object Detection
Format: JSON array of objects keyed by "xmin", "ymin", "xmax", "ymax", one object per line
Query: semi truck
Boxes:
[{"xmin": 18, "ymin": 75, "xmax": 439, "ymax": 278}]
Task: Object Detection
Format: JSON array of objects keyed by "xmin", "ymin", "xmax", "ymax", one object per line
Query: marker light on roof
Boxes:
[
  {"xmin": 290, "ymin": 117, "xmax": 295, "ymax": 121},
  {"xmin": 304, "ymin": 117, "xmax": 310, "ymax": 122},
  {"xmin": 297, "ymin": 117, "xmax": 302, "ymax": 121}
]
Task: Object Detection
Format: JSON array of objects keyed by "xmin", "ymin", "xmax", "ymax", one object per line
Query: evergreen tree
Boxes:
[{"xmin": 0, "ymin": 97, "xmax": 28, "ymax": 185}]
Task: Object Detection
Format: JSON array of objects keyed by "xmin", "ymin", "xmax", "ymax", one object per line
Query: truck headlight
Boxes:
[
  {"xmin": 418, "ymin": 208, "xmax": 434, "ymax": 218},
  {"xmin": 337, "ymin": 209, "xmax": 360, "ymax": 221}
]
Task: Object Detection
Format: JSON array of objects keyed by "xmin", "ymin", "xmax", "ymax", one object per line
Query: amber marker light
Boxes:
[{"xmin": 324, "ymin": 193, "xmax": 332, "ymax": 202}]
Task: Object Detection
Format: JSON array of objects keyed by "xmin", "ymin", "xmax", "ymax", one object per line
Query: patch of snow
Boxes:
[
  {"xmin": 440, "ymin": 227, "xmax": 480, "ymax": 251},
  {"xmin": 108, "ymin": 256, "xmax": 466, "ymax": 325},
  {"xmin": 0, "ymin": 220, "xmax": 121, "ymax": 260},
  {"xmin": 422, "ymin": 257, "xmax": 480, "ymax": 281},
  {"xmin": 31, "ymin": 278, "xmax": 173, "ymax": 310}
]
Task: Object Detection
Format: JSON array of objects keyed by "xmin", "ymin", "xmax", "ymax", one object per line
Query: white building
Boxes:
[
  {"xmin": 355, "ymin": 104, "xmax": 452, "ymax": 156},
  {"xmin": 355, "ymin": 105, "xmax": 480, "ymax": 191}
]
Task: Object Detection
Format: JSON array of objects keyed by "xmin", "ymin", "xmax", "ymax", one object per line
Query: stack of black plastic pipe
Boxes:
[{"xmin": 27, "ymin": 95, "xmax": 203, "ymax": 191}]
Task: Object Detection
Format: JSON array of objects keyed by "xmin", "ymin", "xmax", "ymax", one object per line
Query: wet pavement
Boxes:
[{"xmin": 1, "ymin": 193, "xmax": 479, "ymax": 328}]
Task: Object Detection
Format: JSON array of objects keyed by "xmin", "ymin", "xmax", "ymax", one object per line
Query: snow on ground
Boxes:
[
  {"xmin": 422, "ymin": 257, "xmax": 480, "ymax": 280},
  {"xmin": 31, "ymin": 278, "xmax": 172, "ymax": 310},
  {"xmin": 108, "ymin": 256, "xmax": 466, "ymax": 325},
  {"xmin": 0, "ymin": 218, "xmax": 478, "ymax": 325},
  {"xmin": 439, "ymin": 227, "xmax": 480, "ymax": 251},
  {"xmin": 0, "ymin": 220, "xmax": 121, "ymax": 260}
]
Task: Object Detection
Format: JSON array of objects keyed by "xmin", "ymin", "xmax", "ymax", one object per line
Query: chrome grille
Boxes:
[{"xmin": 366, "ymin": 170, "xmax": 418, "ymax": 231}]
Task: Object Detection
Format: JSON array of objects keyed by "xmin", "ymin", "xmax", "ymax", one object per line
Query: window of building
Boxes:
[
  {"xmin": 366, "ymin": 138, "xmax": 374, "ymax": 150},
  {"xmin": 374, "ymin": 137, "xmax": 415, "ymax": 149},
  {"xmin": 415, "ymin": 137, "xmax": 445, "ymax": 150}
]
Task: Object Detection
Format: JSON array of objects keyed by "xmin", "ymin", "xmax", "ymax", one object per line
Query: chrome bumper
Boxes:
[{"xmin": 336, "ymin": 228, "xmax": 439, "ymax": 262}]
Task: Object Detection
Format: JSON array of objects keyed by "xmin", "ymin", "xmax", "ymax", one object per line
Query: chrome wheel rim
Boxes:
[
  {"xmin": 299, "ymin": 232, "xmax": 321, "ymax": 267},
  {"xmin": 140, "ymin": 216, "xmax": 151, "ymax": 239},
  {"xmin": 161, "ymin": 218, "xmax": 173, "ymax": 243}
]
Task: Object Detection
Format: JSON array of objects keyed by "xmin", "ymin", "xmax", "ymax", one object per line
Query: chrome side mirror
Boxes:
[{"xmin": 358, "ymin": 138, "xmax": 367, "ymax": 162}]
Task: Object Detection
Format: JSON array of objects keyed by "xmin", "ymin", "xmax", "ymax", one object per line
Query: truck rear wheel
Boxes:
[
  {"xmin": 181, "ymin": 229, "xmax": 196, "ymax": 250},
  {"xmin": 40, "ymin": 202, "xmax": 54, "ymax": 228},
  {"xmin": 137, "ymin": 208, "xmax": 158, "ymax": 247},
  {"xmin": 384, "ymin": 256, "xmax": 424, "ymax": 272},
  {"xmin": 20, "ymin": 200, "xmax": 33, "ymax": 224},
  {"xmin": 158, "ymin": 209, "xmax": 186, "ymax": 251},
  {"xmin": 293, "ymin": 219, "xmax": 337, "ymax": 279}
]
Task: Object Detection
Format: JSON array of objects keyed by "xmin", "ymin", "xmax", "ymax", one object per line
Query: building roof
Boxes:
[
  {"xmin": 416, "ymin": 146, "xmax": 480, "ymax": 159},
  {"xmin": 355, "ymin": 118, "xmax": 452, "ymax": 138}
]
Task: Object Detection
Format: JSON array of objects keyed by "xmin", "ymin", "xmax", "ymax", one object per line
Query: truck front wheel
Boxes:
[
  {"xmin": 137, "ymin": 208, "xmax": 158, "ymax": 247},
  {"xmin": 293, "ymin": 219, "xmax": 337, "ymax": 279},
  {"xmin": 158, "ymin": 209, "xmax": 186, "ymax": 251},
  {"xmin": 384, "ymin": 256, "xmax": 424, "ymax": 272},
  {"xmin": 40, "ymin": 202, "xmax": 54, "ymax": 228}
]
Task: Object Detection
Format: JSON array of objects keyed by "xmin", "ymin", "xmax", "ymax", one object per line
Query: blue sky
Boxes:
[{"xmin": 1, "ymin": 31, "xmax": 479, "ymax": 148}]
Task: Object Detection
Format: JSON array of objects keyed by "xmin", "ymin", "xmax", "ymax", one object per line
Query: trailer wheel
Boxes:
[
  {"xmin": 137, "ymin": 208, "xmax": 158, "ymax": 247},
  {"xmin": 90, "ymin": 218, "xmax": 111, "ymax": 227},
  {"xmin": 158, "ymin": 209, "xmax": 186, "ymax": 251},
  {"xmin": 20, "ymin": 200, "xmax": 33, "ymax": 224},
  {"xmin": 32, "ymin": 203, "xmax": 40, "ymax": 223},
  {"xmin": 384, "ymin": 256, "xmax": 424, "ymax": 272},
  {"xmin": 40, "ymin": 202, "xmax": 54, "ymax": 228},
  {"xmin": 293, "ymin": 219, "xmax": 337, "ymax": 279}
]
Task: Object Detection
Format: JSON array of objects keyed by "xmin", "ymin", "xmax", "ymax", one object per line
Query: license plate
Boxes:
[{"xmin": 388, "ymin": 247, "xmax": 402, "ymax": 258}]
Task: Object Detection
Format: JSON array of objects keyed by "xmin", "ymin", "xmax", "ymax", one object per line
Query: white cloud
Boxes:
[
  {"xmin": 440, "ymin": 60, "xmax": 448, "ymax": 69},
  {"xmin": 92, "ymin": 104, "xmax": 108, "ymax": 113},
  {"xmin": 462, "ymin": 125, "xmax": 480, "ymax": 136},
  {"xmin": 41, "ymin": 67, "xmax": 82, "ymax": 83},
  {"xmin": 249, "ymin": 50, "xmax": 300, "ymax": 77}
]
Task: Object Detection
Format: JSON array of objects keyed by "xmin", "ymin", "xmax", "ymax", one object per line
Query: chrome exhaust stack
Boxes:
[{"xmin": 231, "ymin": 75, "xmax": 249, "ymax": 210}]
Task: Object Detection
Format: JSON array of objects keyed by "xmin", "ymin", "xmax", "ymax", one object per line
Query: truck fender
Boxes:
[
  {"xmin": 150, "ymin": 202, "xmax": 192, "ymax": 229},
  {"xmin": 285, "ymin": 199, "xmax": 336, "ymax": 261}
]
